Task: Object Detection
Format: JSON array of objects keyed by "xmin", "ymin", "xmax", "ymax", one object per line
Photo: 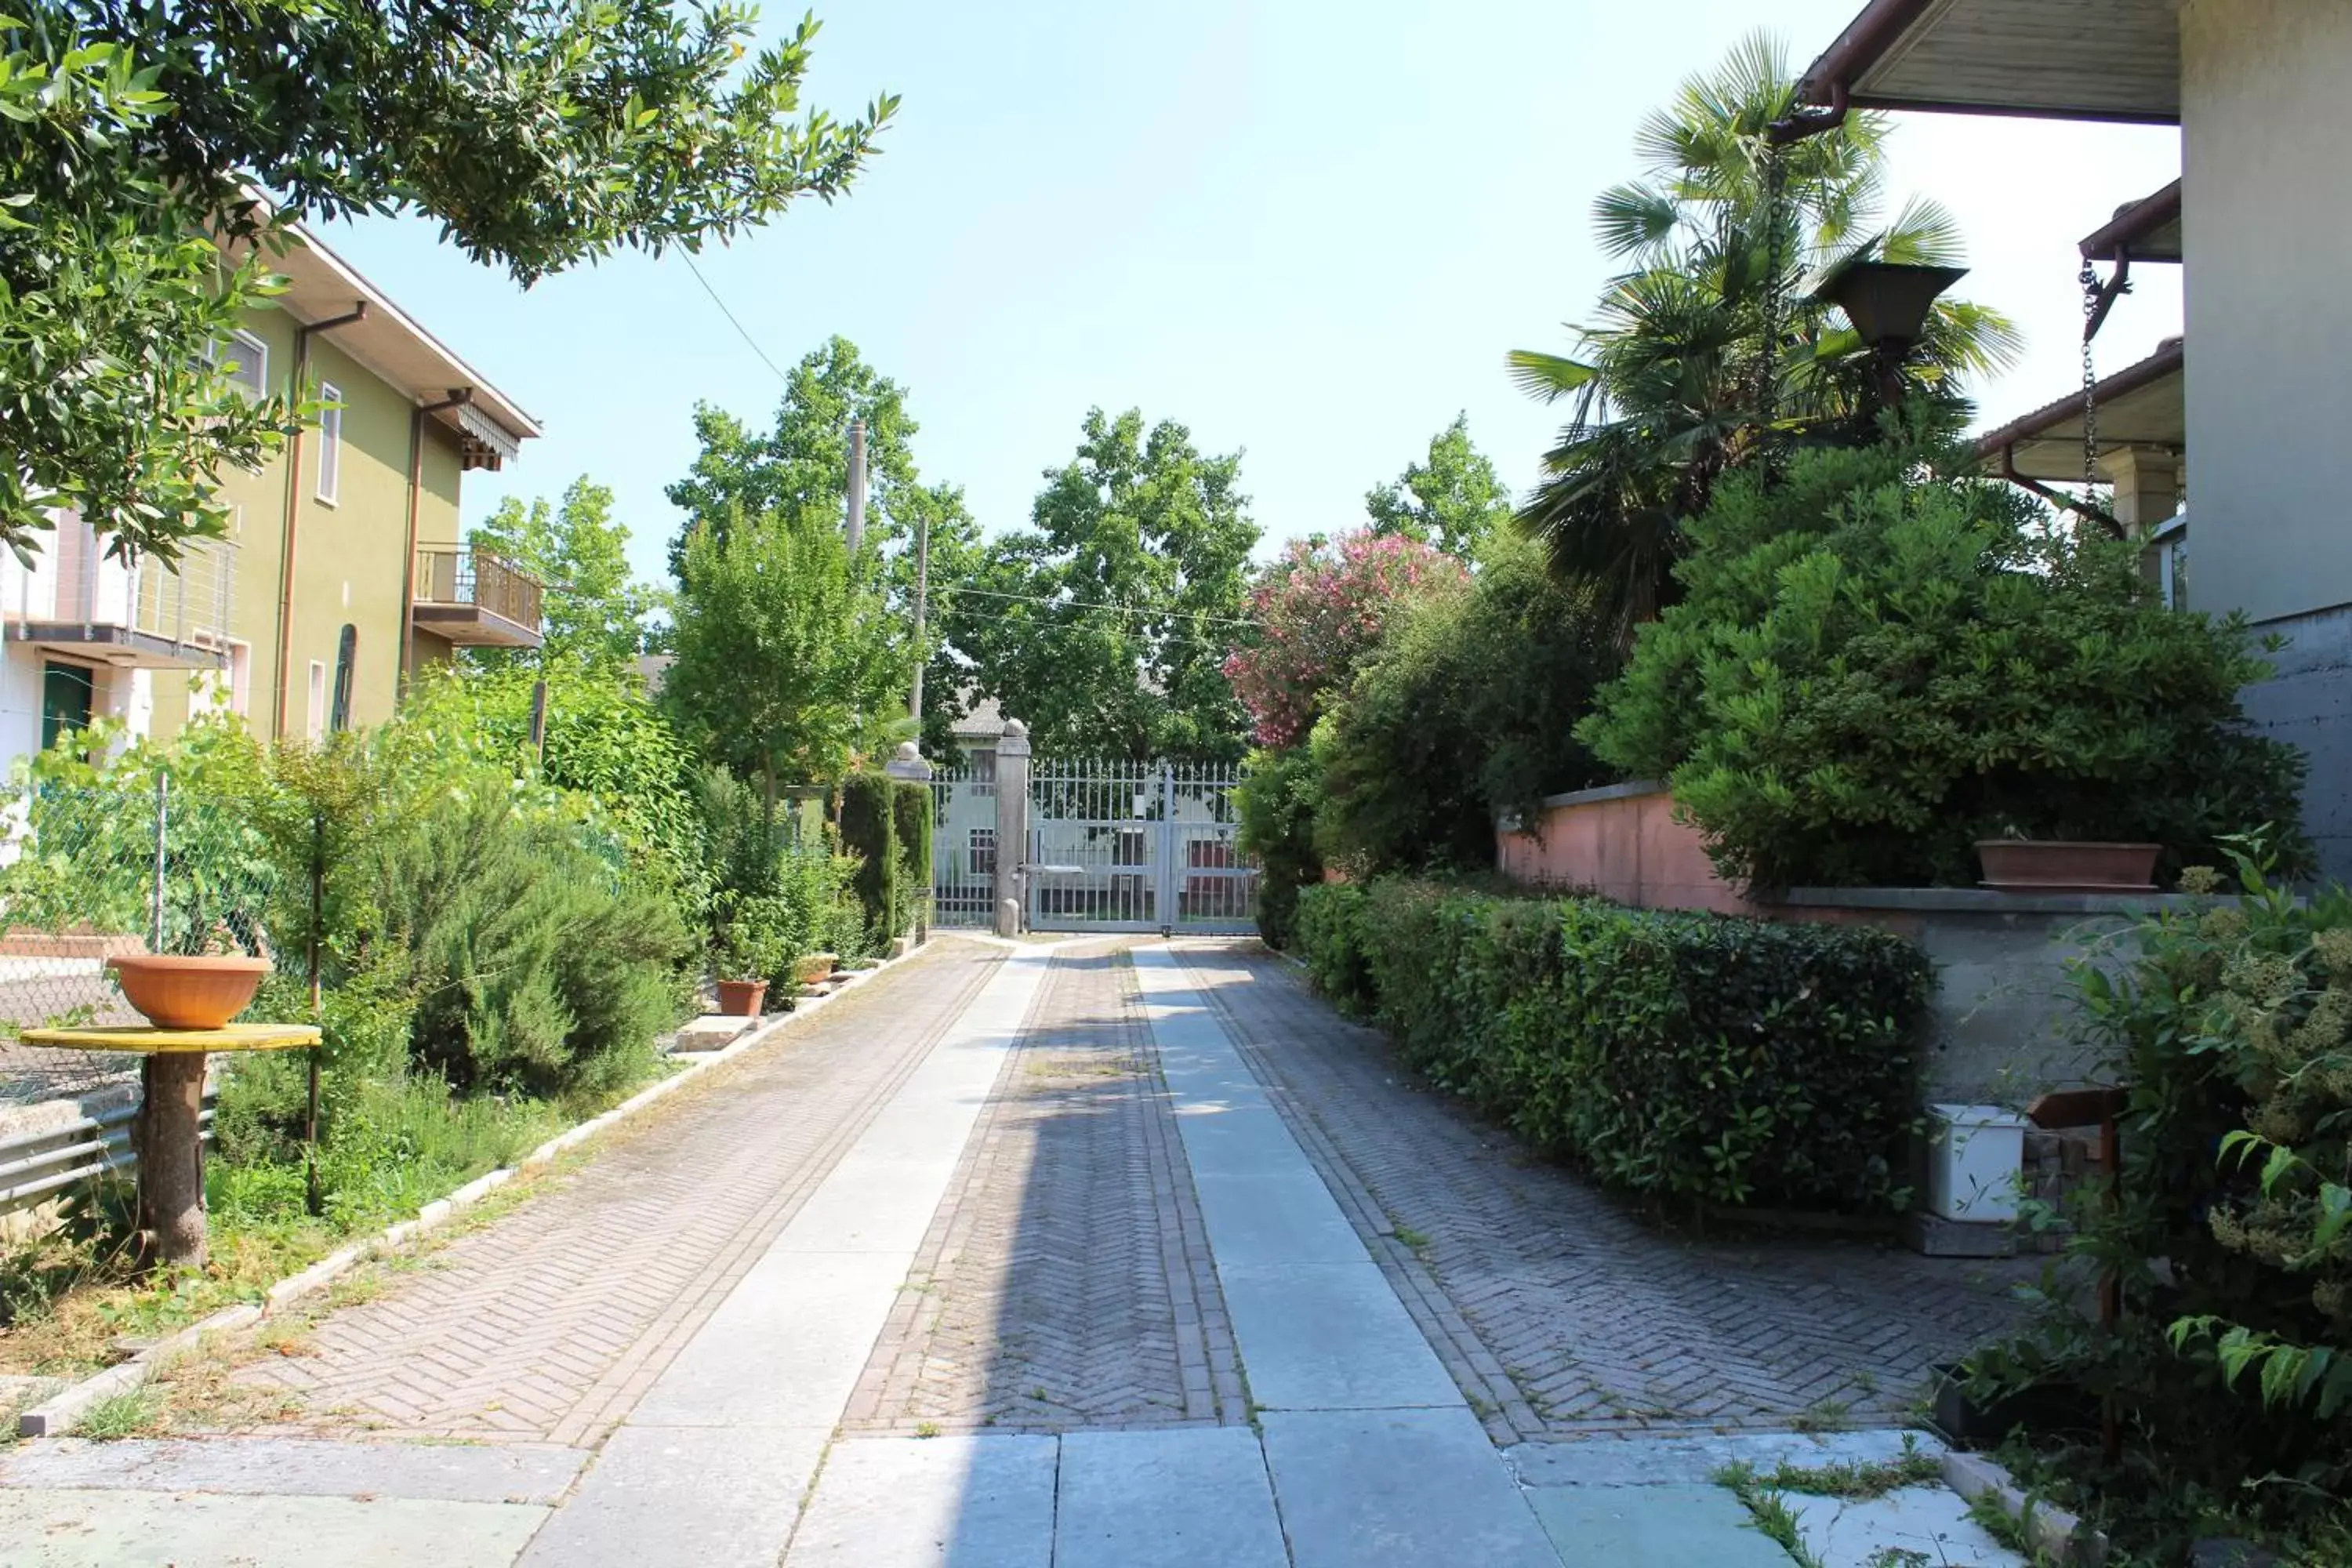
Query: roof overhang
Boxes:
[
  {"xmin": 2080, "ymin": 178, "xmax": 2183, "ymax": 263},
  {"xmin": 1798, "ymin": 0, "xmax": 2180, "ymax": 125},
  {"xmin": 1975, "ymin": 337, "xmax": 2184, "ymax": 481},
  {"xmin": 230, "ymin": 223, "xmax": 542, "ymax": 466}
]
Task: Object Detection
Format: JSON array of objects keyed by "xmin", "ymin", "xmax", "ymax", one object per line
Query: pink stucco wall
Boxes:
[{"xmin": 1494, "ymin": 783, "xmax": 1761, "ymax": 915}]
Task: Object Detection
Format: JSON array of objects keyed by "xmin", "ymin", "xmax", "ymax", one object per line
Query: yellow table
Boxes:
[{"xmin": 18, "ymin": 1025, "xmax": 321, "ymax": 1268}]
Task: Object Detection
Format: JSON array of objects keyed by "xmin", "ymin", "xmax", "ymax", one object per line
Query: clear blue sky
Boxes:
[{"xmin": 320, "ymin": 0, "xmax": 2184, "ymax": 590}]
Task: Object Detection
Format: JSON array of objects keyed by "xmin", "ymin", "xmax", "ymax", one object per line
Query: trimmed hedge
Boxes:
[
  {"xmin": 1294, "ymin": 880, "xmax": 1932, "ymax": 1212},
  {"xmin": 892, "ymin": 780, "xmax": 933, "ymax": 931},
  {"xmin": 839, "ymin": 773, "xmax": 898, "ymax": 949}
]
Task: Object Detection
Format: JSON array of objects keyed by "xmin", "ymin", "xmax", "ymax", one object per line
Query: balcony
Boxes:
[
  {"xmin": 411, "ymin": 544, "xmax": 544, "ymax": 649},
  {"xmin": 2, "ymin": 517, "xmax": 235, "ymax": 670}
]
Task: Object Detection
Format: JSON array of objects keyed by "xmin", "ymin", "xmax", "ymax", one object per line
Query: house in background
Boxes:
[
  {"xmin": 0, "ymin": 223, "xmax": 543, "ymax": 771},
  {"xmin": 1794, "ymin": 0, "xmax": 2352, "ymax": 879}
]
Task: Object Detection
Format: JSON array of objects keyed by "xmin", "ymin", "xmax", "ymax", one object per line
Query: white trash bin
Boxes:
[{"xmin": 1926, "ymin": 1103, "xmax": 2031, "ymax": 1223}]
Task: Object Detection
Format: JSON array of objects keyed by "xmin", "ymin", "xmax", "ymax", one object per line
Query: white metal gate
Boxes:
[
  {"xmin": 1026, "ymin": 760, "xmax": 1258, "ymax": 934},
  {"xmin": 929, "ymin": 760, "xmax": 998, "ymax": 930}
]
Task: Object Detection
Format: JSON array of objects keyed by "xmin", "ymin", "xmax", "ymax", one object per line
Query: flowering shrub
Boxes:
[{"xmin": 1221, "ymin": 530, "xmax": 1466, "ymax": 748}]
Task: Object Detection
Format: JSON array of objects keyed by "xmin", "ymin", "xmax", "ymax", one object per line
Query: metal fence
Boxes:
[{"xmin": 929, "ymin": 760, "xmax": 998, "ymax": 930}]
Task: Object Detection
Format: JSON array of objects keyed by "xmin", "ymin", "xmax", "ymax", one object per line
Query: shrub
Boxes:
[
  {"xmin": 1967, "ymin": 841, "xmax": 2352, "ymax": 1553},
  {"xmin": 1236, "ymin": 745, "xmax": 1323, "ymax": 949},
  {"xmin": 1309, "ymin": 532, "xmax": 1617, "ymax": 876},
  {"xmin": 1291, "ymin": 879, "xmax": 1931, "ymax": 1210},
  {"xmin": 1581, "ymin": 439, "xmax": 2309, "ymax": 889},
  {"xmin": 839, "ymin": 771, "xmax": 898, "ymax": 949},
  {"xmin": 893, "ymin": 779, "xmax": 933, "ymax": 931}
]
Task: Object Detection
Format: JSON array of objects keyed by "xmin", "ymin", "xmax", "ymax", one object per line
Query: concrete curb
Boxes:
[
  {"xmin": 16, "ymin": 937, "xmax": 953, "ymax": 1439},
  {"xmin": 1941, "ymin": 1448, "xmax": 2108, "ymax": 1565}
]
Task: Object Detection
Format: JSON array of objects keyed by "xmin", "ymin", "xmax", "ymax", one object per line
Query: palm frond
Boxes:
[
  {"xmin": 1505, "ymin": 349, "xmax": 1599, "ymax": 404},
  {"xmin": 1592, "ymin": 182, "xmax": 1682, "ymax": 259}
]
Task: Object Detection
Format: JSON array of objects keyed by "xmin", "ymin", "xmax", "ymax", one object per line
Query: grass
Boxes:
[
  {"xmin": 76, "ymin": 1387, "xmax": 163, "ymax": 1441},
  {"xmin": 1789, "ymin": 1394, "xmax": 1856, "ymax": 1433},
  {"xmin": 1716, "ymin": 1438, "xmax": 1944, "ymax": 1502}
]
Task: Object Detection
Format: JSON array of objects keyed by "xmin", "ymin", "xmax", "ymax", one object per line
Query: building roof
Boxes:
[
  {"xmin": 2081, "ymin": 179, "xmax": 2183, "ymax": 265},
  {"xmin": 1797, "ymin": 0, "xmax": 2180, "ymax": 125},
  {"xmin": 1974, "ymin": 337, "xmax": 2184, "ymax": 482},
  {"xmin": 952, "ymin": 695, "xmax": 1004, "ymax": 741},
  {"xmin": 231, "ymin": 223, "xmax": 542, "ymax": 468}
]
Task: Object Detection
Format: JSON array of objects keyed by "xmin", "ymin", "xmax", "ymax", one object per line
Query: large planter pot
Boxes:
[
  {"xmin": 793, "ymin": 953, "xmax": 838, "ymax": 987},
  {"xmin": 714, "ymin": 978, "xmax": 768, "ymax": 1017},
  {"xmin": 1976, "ymin": 840, "xmax": 2159, "ymax": 893},
  {"xmin": 107, "ymin": 954, "xmax": 270, "ymax": 1030}
]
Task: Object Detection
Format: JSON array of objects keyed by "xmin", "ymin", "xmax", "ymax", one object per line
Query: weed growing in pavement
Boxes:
[
  {"xmin": 1790, "ymin": 1394, "xmax": 1855, "ymax": 1432},
  {"xmin": 1715, "ymin": 1469, "xmax": 1822, "ymax": 1568},
  {"xmin": 1719, "ymin": 1436, "xmax": 1944, "ymax": 1501},
  {"xmin": 914, "ymin": 1421, "xmax": 942, "ymax": 1439},
  {"xmin": 1389, "ymin": 1219, "xmax": 1432, "ymax": 1251},
  {"xmin": 76, "ymin": 1387, "xmax": 164, "ymax": 1440}
]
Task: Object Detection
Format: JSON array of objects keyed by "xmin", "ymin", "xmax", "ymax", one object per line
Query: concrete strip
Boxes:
[
  {"xmin": 14, "ymin": 1361, "xmax": 142, "ymax": 1440},
  {"xmin": 0, "ymin": 1435, "xmax": 587, "ymax": 1505},
  {"xmin": 1783, "ymin": 1485, "xmax": 2026, "ymax": 1566},
  {"xmin": 1523, "ymin": 1482, "xmax": 1792, "ymax": 1566},
  {"xmin": 0, "ymin": 1487, "xmax": 546, "ymax": 1567},
  {"xmin": 1506, "ymin": 1428, "xmax": 1926, "ymax": 1489},
  {"xmin": 1218, "ymin": 1261, "xmax": 1461, "ymax": 1410},
  {"xmin": 515, "ymin": 1426, "xmax": 829, "ymax": 1568},
  {"xmin": 782, "ymin": 1434, "xmax": 1058, "ymax": 1567},
  {"xmin": 1259, "ymin": 1407, "xmax": 1562, "ymax": 1568},
  {"xmin": 1187, "ymin": 1171, "xmax": 1370, "ymax": 1265},
  {"xmin": 1055, "ymin": 1427, "xmax": 1287, "ymax": 1568}
]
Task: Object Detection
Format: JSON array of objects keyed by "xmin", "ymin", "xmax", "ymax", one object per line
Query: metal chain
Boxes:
[
  {"xmin": 1753, "ymin": 140, "xmax": 1791, "ymax": 466},
  {"xmin": 2078, "ymin": 257, "xmax": 2103, "ymax": 494}
]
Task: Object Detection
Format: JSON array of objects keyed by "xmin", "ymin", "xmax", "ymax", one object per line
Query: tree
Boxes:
[
  {"xmin": 1221, "ymin": 531, "xmax": 1466, "ymax": 750},
  {"xmin": 1363, "ymin": 415, "xmax": 1513, "ymax": 559},
  {"xmin": 664, "ymin": 508, "xmax": 908, "ymax": 808},
  {"xmin": 472, "ymin": 477, "xmax": 652, "ymax": 674},
  {"xmin": 951, "ymin": 408, "xmax": 1259, "ymax": 763},
  {"xmin": 2, "ymin": 0, "xmax": 895, "ymax": 564},
  {"xmin": 666, "ymin": 337, "xmax": 980, "ymax": 753},
  {"xmin": 1506, "ymin": 32, "xmax": 2018, "ymax": 641}
]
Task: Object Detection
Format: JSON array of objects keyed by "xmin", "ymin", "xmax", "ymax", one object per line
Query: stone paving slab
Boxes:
[
  {"xmin": 216, "ymin": 940, "xmax": 1004, "ymax": 1446},
  {"xmin": 1525, "ymin": 1482, "xmax": 1793, "ymax": 1566},
  {"xmin": 1506, "ymin": 1427, "xmax": 1922, "ymax": 1489},
  {"xmin": 1054, "ymin": 1427, "xmax": 1288, "ymax": 1568},
  {"xmin": 514, "ymin": 1425, "xmax": 829, "ymax": 1568},
  {"xmin": 1180, "ymin": 942, "xmax": 2035, "ymax": 1439},
  {"xmin": 0, "ymin": 1434, "xmax": 587, "ymax": 1504},
  {"xmin": 783, "ymin": 1434, "xmax": 1060, "ymax": 1567},
  {"xmin": 1786, "ymin": 1485, "xmax": 2024, "ymax": 1566},
  {"xmin": 843, "ymin": 945, "xmax": 1243, "ymax": 1435},
  {"xmin": 1218, "ymin": 1260, "xmax": 1462, "ymax": 1410},
  {"xmin": 0, "ymin": 1487, "xmax": 546, "ymax": 1567},
  {"xmin": 1259, "ymin": 1407, "xmax": 1564, "ymax": 1568}
]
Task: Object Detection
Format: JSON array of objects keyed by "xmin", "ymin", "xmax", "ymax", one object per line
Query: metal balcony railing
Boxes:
[
  {"xmin": 2, "ymin": 517, "xmax": 236, "ymax": 659},
  {"xmin": 412, "ymin": 544, "xmax": 545, "ymax": 636}
]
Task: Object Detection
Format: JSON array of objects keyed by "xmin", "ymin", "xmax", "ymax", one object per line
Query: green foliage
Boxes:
[
  {"xmin": 1236, "ymin": 746, "xmax": 1323, "ymax": 949},
  {"xmin": 666, "ymin": 506, "xmax": 911, "ymax": 798},
  {"xmin": 839, "ymin": 772, "xmax": 899, "ymax": 947},
  {"xmin": 952, "ymin": 407, "xmax": 1258, "ymax": 763},
  {"xmin": 1309, "ymin": 532, "xmax": 1617, "ymax": 877},
  {"xmin": 470, "ymin": 477, "xmax": 654, "ymax": 673},
  {"xmin": 1581, "ymin": 440, "xmax": 2309, "ymax": 889},
  {"xmin": 1969, "ymin": 843, "xmax": 2352, "ymax": 1554},
  {"xmin": 1291, "ymin": 880, "xmax": 1930, "ymax": 1211},
  {"xmin": 5, "ymin": 0, "xmax": 891, "ymax": 559},
  {"xmin": 1363, "ymin": 413, "xmax": 1514, "ymax": 560},
  {"xmin": 893, "ymin": 779, "xmax": 933, "ymax": 927},
  {"xmin": 695, "ymin": 765, "xmax": 858, "ymax": 978}
]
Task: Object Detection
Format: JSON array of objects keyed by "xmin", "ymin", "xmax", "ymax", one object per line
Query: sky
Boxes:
[{"xmin": 318, "ymin": 0, "xmax": 2187, "ymax": 590}]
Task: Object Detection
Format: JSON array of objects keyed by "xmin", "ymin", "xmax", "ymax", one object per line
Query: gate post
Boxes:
[{"xmin": 993, "ymin": 719, "xmax": 1030, "ymax": 937}]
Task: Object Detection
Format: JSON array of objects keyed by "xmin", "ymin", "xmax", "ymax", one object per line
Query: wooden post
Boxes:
[{"xmin": 140, "ymin": 1051, "xmax": 209, "ymax": 1269}]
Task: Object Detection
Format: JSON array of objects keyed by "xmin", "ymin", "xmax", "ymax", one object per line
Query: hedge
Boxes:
[
  {"xmin": 839, "ymin": 773, "xmax": 898, "ymax": 949},
  {"xmin": 892, "ymin": 779, "xmax": 933, "ymax": 932},
  {"xmin": 1294, "ymin": 880, "xmax": 1932, "ymax": 1212}
]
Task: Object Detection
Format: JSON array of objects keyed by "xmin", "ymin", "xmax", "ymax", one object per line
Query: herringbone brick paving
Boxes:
[
  {"xmin": 1178, "ymin": 943, "xmax": 2034, "ymax": 1441},
  {"xmin": 216, "ymin": 941, "xmax": 1005, "ymax": 1444},
  {"xmin": 840, "ymin": 942, "xmax": 1245, "ymax": 1434}
]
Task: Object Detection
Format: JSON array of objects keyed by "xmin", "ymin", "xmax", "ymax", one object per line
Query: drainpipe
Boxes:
[
  {"xmin": 2000, "ymin": 446, "xmax": 2125, "ymax": 540},
  {"xmin": 272, "ymin": 302, "xmax": 368, "ymax": 739},
  {"xmin": 1766, "ymin": 80, "xmax": 1849, "ymax": 147},
  {"xmin": 399, "ymin": 389, "xmax": 474, "ymax": 697}
]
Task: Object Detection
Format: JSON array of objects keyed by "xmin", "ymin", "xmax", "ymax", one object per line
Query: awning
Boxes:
[
  {"xmin": 1798, "ymin": 0, "xmax": 2180, "ymax": 125},
  {"xmin": 1973, "ymin": 338, "xmax": 2183, "ymax": 482}
]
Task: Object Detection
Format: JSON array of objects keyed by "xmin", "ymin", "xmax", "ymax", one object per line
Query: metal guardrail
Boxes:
[
  {"xmin": 0, "ymin": 1094, "xmax": 215, "ymax": 1214},
  {"xmin": 412, "ymin": 543, "xmax": 544, "ymax": 632}
]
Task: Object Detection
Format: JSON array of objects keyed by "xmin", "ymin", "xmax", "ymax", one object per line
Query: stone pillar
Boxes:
[
  {"xmin": 993, "ymin": 719, "xmax": 1030, "ymax": 937},
  {"xmin": 2098, "ymin": 445, "xmax": 2182, "ymax": 535}
]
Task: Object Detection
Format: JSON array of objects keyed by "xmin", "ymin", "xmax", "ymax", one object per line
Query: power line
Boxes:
[{"xmin": 681, "ymin": 252, "xmax": 788, "ymax": 384}]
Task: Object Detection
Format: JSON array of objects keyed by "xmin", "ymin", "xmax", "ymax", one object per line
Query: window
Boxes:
[
  {"xmin": 2146, "ymin": 511, "xmax": 2189, "ymax": 612},
  {"xmin": 972, "ymin": 749, "xmax": 997, "ymax": 785},
  {"xmin": 216, "ymin": 330, "xmax": 268, "ymax": 399},
  {"xmin": 314, "ymin": 385, "xmax": 343, "ymax": 503},
  {"xmin": 307, "ymin": 659, "xmax": 327, "ymax": 742},
  {"xmin": 329, "ymin": 624, "xmax": 357, "ymax": 733},
  {"xmin": 40, "ymin": 662, "xmax": 93, "ymax": 753},
  {"xmin": 969, "ymin": 828, "xmax": 996, "ymax": 877}
]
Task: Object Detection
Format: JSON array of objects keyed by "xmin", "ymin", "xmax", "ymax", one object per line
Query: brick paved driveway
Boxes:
[
  {"xmin": 1177, "ymin": 942, "xmax": 2034, "ymax": 1443},
  {"xmin": 221, "ymin": 942, "xmax": 1004, "ymax": 1444}
]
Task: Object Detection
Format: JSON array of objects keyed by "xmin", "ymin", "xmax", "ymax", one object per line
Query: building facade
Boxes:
[{"xmin": 0, "ymin": 224, "xmax": 542, "ymax": 770}]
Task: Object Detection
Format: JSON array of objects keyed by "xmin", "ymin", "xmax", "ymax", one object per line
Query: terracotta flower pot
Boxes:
[
  {"xmin": 714, "ymin": 978, "xmax": 768, "ymax": 1017},
  {"xmin": 107, "ymin": 954, "xmax": 270, "ymax": 1029},
  {"xmin": 1976, "ymin": 840, "xmax": 2161, "ymax": 893},
  {"xmin": 793, "ymin": 953, "xmax": 837, "ymax": 986}
]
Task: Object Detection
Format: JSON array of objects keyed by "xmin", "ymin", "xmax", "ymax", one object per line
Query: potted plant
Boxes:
[
  {"xmin": 710, "ymin": 898, "xmax": 781, "ymax": 1017},
  {"xmin": 1975, "ymin": 826, "xmax": 2160, "ymax": 892}
]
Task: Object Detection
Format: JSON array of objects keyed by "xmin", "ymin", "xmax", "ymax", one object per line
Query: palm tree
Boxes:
[{"xmin": 1509, "ymin": 33, "xmax": 2020, "ymax": 641}]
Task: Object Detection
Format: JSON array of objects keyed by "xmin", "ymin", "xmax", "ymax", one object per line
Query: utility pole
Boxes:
[
  {"xmin": 845, "ymin": 419, "xmax": 867, "ymax": 557},
  {"xmin": 909, "ymin": 508, "xmax": 930, "ymax": 724}
]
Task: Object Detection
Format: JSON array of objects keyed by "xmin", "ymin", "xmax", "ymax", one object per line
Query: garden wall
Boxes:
[{"xmin": 1497, "ymin": 783, "xmax": 2208, "ymax": 1105}]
